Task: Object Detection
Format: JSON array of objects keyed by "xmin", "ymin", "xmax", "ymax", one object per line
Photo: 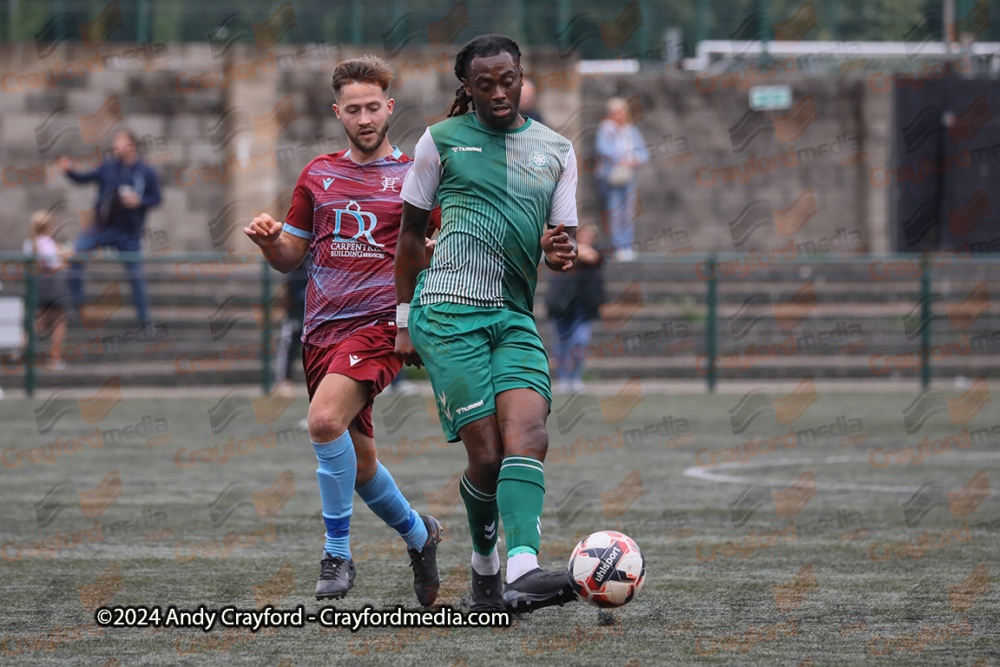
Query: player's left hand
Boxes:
[{"xmin": 542, "ymin": 223, "xmax": 577, "ymax": 271}]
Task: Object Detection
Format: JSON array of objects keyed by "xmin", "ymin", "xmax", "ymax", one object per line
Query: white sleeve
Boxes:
[
  {"xmin": 547, "ymin": 143, "xmax": 579, "ymax": 227},
  {"xmin": 401, "ymin": 128, "xmax": 441, "ymax": 211}
]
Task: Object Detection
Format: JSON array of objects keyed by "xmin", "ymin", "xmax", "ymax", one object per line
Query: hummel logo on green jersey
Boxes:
[
  {"xmin": 456, "ymin": 399, "xmax": 485, "ymax": 415},
  {"xmin": 452, "ymin": 146, "xmax": 482, "ymax": 152}
]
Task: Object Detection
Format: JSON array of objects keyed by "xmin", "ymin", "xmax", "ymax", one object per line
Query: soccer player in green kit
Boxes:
[{"xmin": 394, "ymin": 34, "xmax": 580, "ymax": 613}]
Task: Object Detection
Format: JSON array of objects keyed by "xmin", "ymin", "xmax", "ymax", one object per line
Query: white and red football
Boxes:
[{"xmin": 567, "ymin": 530, "xmax": 645, "ymax": 608}]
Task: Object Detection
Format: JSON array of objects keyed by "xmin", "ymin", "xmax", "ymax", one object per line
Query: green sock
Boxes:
[
  {"xmin": 497, "ymin": 455, "xmax": 545, "ymax": 557},
  {"xmin": 460, "ymin": 474, "xmax": 499, "ymax": 556}
]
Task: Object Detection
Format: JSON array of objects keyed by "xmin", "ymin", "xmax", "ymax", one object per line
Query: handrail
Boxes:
[
  {"xmin": 0, "ymin": 250, "xmax": 266, "ymax": 264},
  {"xmin": 2, "ymin": 251, "xmax": 274, "ymax": 397},
  {"xmin": 2, "ymin": 251, "xmax": 994, "ymax": 396},
  {"xmin": 3, "ymin": 250, "xmax": 1000, "ymax": 264}
]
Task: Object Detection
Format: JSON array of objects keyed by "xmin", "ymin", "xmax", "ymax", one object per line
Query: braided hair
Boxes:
[{"xmin": 446, "ymin": 34, "xmax": 522, "ymax": 118}]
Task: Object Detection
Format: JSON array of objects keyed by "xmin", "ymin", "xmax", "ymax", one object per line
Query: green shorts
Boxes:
[{"xmin": 409, "ymin": 301, "xmax": 552, "ymax": 442}]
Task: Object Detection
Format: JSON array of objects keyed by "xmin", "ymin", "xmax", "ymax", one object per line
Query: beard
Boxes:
[{"xmin": 347, "ymin": 121, "xmax": 389, "ymax": 155}]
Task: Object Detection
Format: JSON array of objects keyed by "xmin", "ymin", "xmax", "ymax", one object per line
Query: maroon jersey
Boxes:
[{"xmin": 283, "ymin": 148, "xmax": 415, "ymax": 348}]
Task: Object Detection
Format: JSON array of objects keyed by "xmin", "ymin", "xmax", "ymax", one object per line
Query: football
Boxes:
[{"xmin": 568, "ymin": 530, "xmax": 646, "ymax": 608}]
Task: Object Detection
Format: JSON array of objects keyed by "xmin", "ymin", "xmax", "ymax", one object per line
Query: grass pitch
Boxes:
[{"xmin": 1, "ymin": 386, "xmax": 998, "ymax": 666}]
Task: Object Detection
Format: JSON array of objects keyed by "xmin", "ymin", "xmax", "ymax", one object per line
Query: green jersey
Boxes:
[{"xmin": 400, "ymin": 113, "xmax": 578, "ymax": 316}]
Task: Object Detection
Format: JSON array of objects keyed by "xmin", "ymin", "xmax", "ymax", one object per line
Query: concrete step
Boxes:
[
  {"xmin": 1, "ymin": 255, "xmax": 995, "ymax": 390},
  {"xmin": 576, "ymin": 354, "xmax": 1000, "ymax": 380},
  {"xmin": 0, "ymin": 358, "xmax": 266, "ymax": 389}
]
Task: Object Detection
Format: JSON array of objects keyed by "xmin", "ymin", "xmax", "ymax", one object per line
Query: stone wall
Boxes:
[
  {"xmin": 0, "ymin": 42, "xmax": 890, "ymax": 256},
  {"xmin": 576, "ymin": 70, "xmax": 892, "ymax": 257},
  {"xmin": 0, "ymin": 42, "xmax": 583, "ymax": 253}
]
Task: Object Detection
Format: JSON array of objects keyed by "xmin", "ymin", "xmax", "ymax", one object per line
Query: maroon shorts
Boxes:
[{"xmin": 302, "ymin": 324, "xmax": 403, "ymax": 437}]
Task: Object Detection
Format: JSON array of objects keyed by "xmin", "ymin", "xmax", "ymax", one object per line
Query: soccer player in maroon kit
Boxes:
[{"xmin": 244, "ymin": 57, "xmax": 441, "ymax": 605}]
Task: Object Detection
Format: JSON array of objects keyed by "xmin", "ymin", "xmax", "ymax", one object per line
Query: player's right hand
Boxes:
[
  {"xmin": 244, "ymin": 213, "xmax": 283, "ymax": 252},
  {"xmin": 395, "ymin": 328, "xmax": 423, "ymax": 368},
  {"xmin": 542, "ymin": 223, "xmax": 577, "ymax": 271}
]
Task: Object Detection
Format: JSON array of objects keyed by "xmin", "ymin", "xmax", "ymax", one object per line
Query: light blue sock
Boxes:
[
  {"xmin": 313, "ymin": 432, "xmax": 356, "ymax": 559},
  {"xmin": 356, "ymin": 461, "xmax": 429, "ymax": 550}
]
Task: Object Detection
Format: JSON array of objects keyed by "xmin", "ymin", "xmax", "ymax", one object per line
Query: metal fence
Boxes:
[
  {"xmin": 0, "ymin": 251, "xmax": 275, "ymax": 397},
  {"xmin": 2, "ymin": 250, "xmax": 997, "ymax": 397}
]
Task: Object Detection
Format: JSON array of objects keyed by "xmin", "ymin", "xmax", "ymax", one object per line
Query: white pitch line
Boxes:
[{"xmin": 683, "ymin": 453, "xmax": 1000, "ymax": 494}]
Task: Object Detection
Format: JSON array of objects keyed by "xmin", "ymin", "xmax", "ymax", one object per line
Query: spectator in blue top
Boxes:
[
  {"xmin": 595, "ymin": 97, "xmax": 648, "ymax": 261},
  {"xmin": 59, "ymin": 129, "xmax": 162, "ymax": 327}
]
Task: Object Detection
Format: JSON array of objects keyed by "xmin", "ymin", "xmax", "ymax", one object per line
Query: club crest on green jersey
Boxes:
[{"xmin": 529, "ymin": 150, "xmax": 550, "ymax": 168}]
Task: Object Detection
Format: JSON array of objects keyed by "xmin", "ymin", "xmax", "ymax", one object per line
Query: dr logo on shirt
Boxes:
[{"xmin": 331, "ymin": 201, "xmax": 383, "ymax": 247}]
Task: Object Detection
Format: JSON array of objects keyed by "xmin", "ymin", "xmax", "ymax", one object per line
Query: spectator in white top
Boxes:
[{"xmin": 23, "ymin": 211, "xmax": 72, "ymax": 370}]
